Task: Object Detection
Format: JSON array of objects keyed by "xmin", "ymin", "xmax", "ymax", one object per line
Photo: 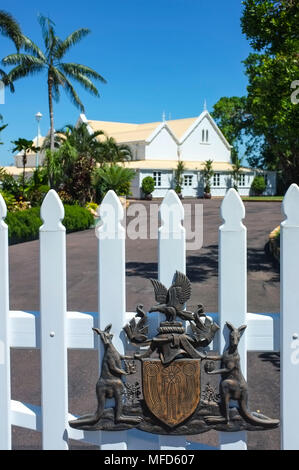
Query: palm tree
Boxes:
[
  {"xmin": 50, "ymin": 122, "xmax": 105, "ymax": 160},
  {"xmin": 3, "ymin": 14, "xmax": 106, "ymax": 150},
  {"xmin": 97, "ymin": 136, "xmax": 133, "ymax": 166},
  {"xmin": 92, "ymin": 164, "xmax": 136, "ymax": 201},
  {"xmin": 0, "ymin": 10, "xmax": 23, "ymax": 92},
  {"xmin": 12, "ymin": 138, "xmax": 40, "ymax": 195}
]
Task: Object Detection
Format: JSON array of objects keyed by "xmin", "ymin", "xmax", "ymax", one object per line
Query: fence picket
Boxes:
[
  {"xmin": 40, "ymin": 190, "xmax": 68, "ymax": 450},
  {"xmin": 96, "ymin": 190, "xmax": 127, "ymax": 450},
  {"xmin": 158, "ymin": 190, "xmax": 187, "ymax": 450},
  {"xmin": 280, "ymin": 184, "xmax": 299, "ymax": 450},
  {"xmin": 0, "ymin": 184, "xmax": 293, "ymax": 450},
  {"xmin": 218, "ymin": 189, "xmax": 247, "ymax": 450},
  {"xmin": 0, "ymin": 195, "xmax": 11, "ymax": 449}
]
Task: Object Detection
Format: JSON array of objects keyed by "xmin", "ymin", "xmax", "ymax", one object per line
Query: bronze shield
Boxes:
[{"xmin": 142, "ymin": 358, "xmax": 200, "ymax": 427}]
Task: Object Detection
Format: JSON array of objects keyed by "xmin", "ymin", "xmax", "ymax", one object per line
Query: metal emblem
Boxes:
[
  {"xmin": 69, "ymin": 271, "xmax": 279, "ymax": 434},
  {"xmin": 142, "ymin": 359, "xmax": 200, "ymax": 427}
]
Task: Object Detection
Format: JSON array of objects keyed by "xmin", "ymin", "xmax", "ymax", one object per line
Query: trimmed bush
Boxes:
[
  {"xmin": 5, "ymin": 204, "xmax": 94, "ymax": 245},
  {"xmin": 251, "ymin": 175, "xmax": 266, "ymax": 195},
  {"xmin": 63, "ymin": 205, "xmax": 94, "ymax": 233}
]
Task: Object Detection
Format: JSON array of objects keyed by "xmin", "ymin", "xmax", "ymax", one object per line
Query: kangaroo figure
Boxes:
[
  {"xmin": 70, "ymin": 324, "xmax": 141, "ymax": 428},
  {"xmin": 93, "ymin": 324, "xmax": 141, "ymax": 425},
  {"xmin": 206, "ymin": 322, "xmax": 279, "ymax": 428}
]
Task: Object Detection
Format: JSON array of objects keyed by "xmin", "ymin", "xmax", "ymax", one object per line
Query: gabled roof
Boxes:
[
  {"xmin": 179, "ymin": 111, "xmax": 232, "ymax": 149},
  {"xmin": 79, "ymin": 112, "xmax": 232, "ymax": 148}
]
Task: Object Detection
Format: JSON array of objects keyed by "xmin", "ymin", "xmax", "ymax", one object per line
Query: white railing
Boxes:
[{"xmin": 0, "ymin": 184, "xmax": 298, "ymax": 450}]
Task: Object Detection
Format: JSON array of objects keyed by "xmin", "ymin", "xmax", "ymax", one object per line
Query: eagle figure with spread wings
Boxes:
[{"xmin": 149, "ymin": 271, "xmax": 194, "ymax": 322}]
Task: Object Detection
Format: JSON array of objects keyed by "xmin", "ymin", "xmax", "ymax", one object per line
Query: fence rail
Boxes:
[{"xmin": 0, "ymin": 185, "xmax": 298, "ymax": 450}]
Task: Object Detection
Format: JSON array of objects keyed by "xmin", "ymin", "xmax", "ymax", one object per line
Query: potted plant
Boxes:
[
  {"xmin": 174, "ymin": 161, "xmax": 185, "ymax": 199},
  {"xmin": 141, "ymin": 176, "xmax": 155, "ymax": 200},
  {"xmin": 202, "ymin": 160, "xmax": 214, "ymax": 199}
]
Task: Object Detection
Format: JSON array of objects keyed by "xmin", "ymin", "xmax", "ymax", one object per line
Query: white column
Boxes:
[
  {"xmin": 40, "ymin": 190, "xmax": 68, "ymax": 449},
  {"xmin": 280, "ymin": 184, "xmax": 299, "ymax": 450},
  {"xmin": 219, "ymin": 189, "xmax": 247, "ymax": 450},
  {"xmin": 0, "ymin": 195, "xmax": 11, "ymax": 449},
  {"xmin": 96, "ymin": 190, "xmax": 127, "ymax": 449}
]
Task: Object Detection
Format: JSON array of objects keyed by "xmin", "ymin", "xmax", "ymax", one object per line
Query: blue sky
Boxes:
[{"xmin": 0, "ymin": 0, "xmax": 251, "ymax": 165}]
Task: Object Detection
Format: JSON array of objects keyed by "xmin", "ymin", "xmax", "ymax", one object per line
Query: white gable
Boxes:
[
  {"xmin": 179, "ymin": 112, "xmax": 232, "ymax": 163},
  {"xmin": 145, "ymin": 125, "xmax": 178, "ymax": 161}
]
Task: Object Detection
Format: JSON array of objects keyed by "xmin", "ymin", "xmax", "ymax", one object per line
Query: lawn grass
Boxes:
[{"xmin": 241, "ymin": 196, "xmax": 283, "ymax": 201}]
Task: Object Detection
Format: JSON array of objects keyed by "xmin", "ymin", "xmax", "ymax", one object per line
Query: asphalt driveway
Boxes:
[{"xmin": 10, "ymin": 198, "xmax": 282, "ymax": 450}]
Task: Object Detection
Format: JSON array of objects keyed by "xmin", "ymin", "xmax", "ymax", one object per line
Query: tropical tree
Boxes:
[
  {"xmin": 11, "ymin": 138, "xmax": 39, "ymax": 195},
  {"xmin": 0, "ymin": 10, "xmax": 23, "ymax": 92},
  {"xmin": 96, "ymin": 137, "xmax": 133, "ymax": 166},
  {"xmin": 3, "ymin": 14, "xmax": 106, "ymax": 150},
  {"xmin": 49, "ymin": 122, "xmax": 104, "ymax": 158},
  {"xmin": 212, "ymin": 1, "xmax": 299, "ymax": 190}
]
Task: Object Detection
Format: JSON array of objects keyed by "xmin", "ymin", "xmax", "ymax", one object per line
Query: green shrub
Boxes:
[
  {"xmin": 6, "ymin": 207, "xmax": 42, "ymax": 244},
  {"xmin": 5, "ymin": 204, "xmax": 94, "ymax": 245},
  {"xmin": 251, "ymin": 175, "xmax": 266, "ymax": 195},
  {"xmin": 141, "ymin": 176, "xmax": 155, "ymax": 195},
  {"xmin": 63, "ymin": 205, "xmax": 94, "ymax": 233},
  {"xmin": 0, "ymin": 190, "xmax": 17, "ymax": 212}
]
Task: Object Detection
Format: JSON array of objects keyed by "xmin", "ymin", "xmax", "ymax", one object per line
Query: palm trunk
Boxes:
[{"xmin": 48, "ymin": 72, "xmax": 55, "ymax": 152}]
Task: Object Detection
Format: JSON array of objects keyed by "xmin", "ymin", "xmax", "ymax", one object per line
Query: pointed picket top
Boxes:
[
  {"xmin": 282, "ymin": 184, "xmax": 299, "ymax": 227},
  {"xmin": 96, "ymin": 190, "xmax": 125, "ymax": 239},
  {"xmin": 159, "ymin": 190, "xmax": 185, "ymax": 235},
  {"xmin": 0, "ymin": 193, "xmax": 7, "ymax": 228},
  {"xmin": 40, "ymin": 189, "xmax": 65, "ymax": 232},
  {"xmin": 220, "ymin": 188, "xmax": 245, "ymax": 231}
]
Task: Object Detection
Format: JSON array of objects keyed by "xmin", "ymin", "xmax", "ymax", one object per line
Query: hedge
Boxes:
[{"xmin": 5, "ymin": 204, "xmax": 94, "ymax": 245}]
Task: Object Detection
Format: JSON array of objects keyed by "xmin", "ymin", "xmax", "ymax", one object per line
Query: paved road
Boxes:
[{"xmin": 10, "ymin": 199, "xmax": 282, "ymax": 450}]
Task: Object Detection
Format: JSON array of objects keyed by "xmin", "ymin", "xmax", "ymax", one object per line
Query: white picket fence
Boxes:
[{"xmin": 0, "ymin": 184, "xmax": 299, "ymax": 450}]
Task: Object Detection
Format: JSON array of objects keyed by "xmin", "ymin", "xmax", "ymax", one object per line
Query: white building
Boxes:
[{"xmin": 78, "ymin": 111, "xmax": 276, "ymax": 198}]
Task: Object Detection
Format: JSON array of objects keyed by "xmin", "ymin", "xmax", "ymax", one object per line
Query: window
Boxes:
[
  {"xmin": 239, "ymin": 174, "xmax": 246, "ymax": 186},
  {"xmin": 153, "ymin": 171, "xmax": 162, "ymax": 187},
  {"xmin": 213, "ymin": 173, "xmax": 220, "ymax": 187},
  {"xmin": 184, "ymin": 175, "xmax": 193, "ymax": 187},
  {"xmin": 201, "ymin": 129, "xmax": 209, "ymax": 143}
]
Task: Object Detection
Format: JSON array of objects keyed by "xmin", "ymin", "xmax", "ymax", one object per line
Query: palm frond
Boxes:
[
  {"xmin": 56, "ymin": 29, "xmax": 90, "ymax": 58},
  {"xmin": 0, "ymin": 10, "xmax": 23, "ymax": 49},
  {"xmin": 38, "ymin": 14, "xmax": 56, "ymax": 51},
  {"xmin": 21, "ymin": 35, "xmax": 46, "ymax": 61},
  {"xmin": 2, "ymin": 53, "xmax": 45, "ymax": 67},
  {"xmin": 0, "ymin": 68, "xmax": 14, "ymax": 92},
  {"xmin": 58, "ymin": 62, "xmax": 106, "ymax": 83},
  {"xmin": 59, "ymin": 64, "xmax": 100, "ymax": 97},
  {"xmin": 55, "ymin": 69, "xmax": 84, "ymax": 112},
  {"xmin": 6, "ymin": 63, "xmax": 44, "ymax": 83}
]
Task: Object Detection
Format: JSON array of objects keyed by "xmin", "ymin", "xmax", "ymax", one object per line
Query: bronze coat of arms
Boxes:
[{"xmin": 69, "ymin": 272, "xmax": 279, "ymax": 435}]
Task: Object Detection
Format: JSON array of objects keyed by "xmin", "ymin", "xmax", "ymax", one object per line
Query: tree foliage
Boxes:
[
  {"xmin": 212, "ymin": 0, "xmax": 299, "ymax": 190},
  {"xmin": 92, "ymin": 165, "xmax": 136, "ymax": 202},
  {"xmin": 2, "ymin": 14, "xmax": 106, "ymax": 150}
]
